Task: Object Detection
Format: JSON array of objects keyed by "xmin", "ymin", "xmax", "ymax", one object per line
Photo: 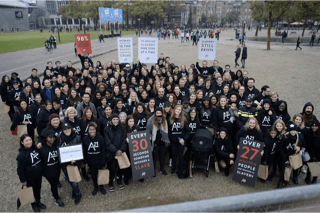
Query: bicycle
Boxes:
[{"xmin": 44, "ymin": 44, "xmax": 53, "ymax": 54}]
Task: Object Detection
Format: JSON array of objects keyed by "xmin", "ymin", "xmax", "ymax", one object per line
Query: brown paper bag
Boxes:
[
  {"xmin": 67, "ymin": 165, "xmax": 82, "ymax": 183},
  {"xmin": 284, "ymin": 165, "xmax": 292, "ymax": 181},
  {"xmin": 214, "ymin": 161, "xmax": 220, "ymax": 173},
  {"xmin": 98, "ymin": 169, "xmax": 110, "ymax": 185},
  {"xmin": 1, "ymin": 104, "xmax": 10, "ymax": 114},
  {"xmin": 17, "ymin": 125, "xmax": 28, "ymax": 137},
  {"xmin": 289, "ymin": 153, "xmax": 303, "ymax": 170},
  {"xmin": 34, "ymin": 128, "xmax": 39, "ymax": 137},
  {"xmin": 18, "ymin": 186, "xmax": 35, "ymax": 206},
  {"xmin": 258, "ymin": 164, "xmax": 268, "ymax": 180},
  {"xmin": 115, "ymin": 152, "xmax": 131, "ymax": 169},
  {"xmin": 307, "ymin": 162, "xmax": 320, "ymax": 177}
]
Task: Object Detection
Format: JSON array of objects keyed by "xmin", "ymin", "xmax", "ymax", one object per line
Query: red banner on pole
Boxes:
[{"xmin": 75, "ymin": 34, "xmax": 92, "ymax": 54}]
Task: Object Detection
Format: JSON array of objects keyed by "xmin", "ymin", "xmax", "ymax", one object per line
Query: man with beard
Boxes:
[
  {"xmin": 301, "ymin": 102, "xmax": 319, "ymax": 130},
  {"xmin": 254, "ymin": 85, "xmax": 271, "ymax": 110},
  {"xmin": 155, "ymin": 88, "xmax": 166, "ymax": 109},
  {"xmin": 245, "ymin": 78, "xmax": 259, "ymax": 101}
]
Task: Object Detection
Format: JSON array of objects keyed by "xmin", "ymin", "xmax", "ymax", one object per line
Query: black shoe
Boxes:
[
  {"xmin": 55, "ymin": 199, "xmax": 65, "ymax": 208},
  {"xmin": 109, "ymin": 183, "xmax": 114, "ymax": 192},
  {"xmin": 305, "ymin": 178, "xmax": 311, "ymax": 185},
  {"xmin": 31, "ymin": 203, "xmax": 40, "ymax": 212},
  {"xmin": 260, "ymin": 178, "xmax": 266, "ymax": 183},
  {"xmin": 171, "ymin": 168, "xmax": 176, "ymax": 175},
  {"xmin": 82, "ymin": 173, "xmax": 89, "ymax": 182},
  {"xmin": 92, "ymin": 188, "xmax": 98, "ymax": 195},
  {"xmin": 87, "ymin": 168, "xmax": 91, "ymax": 175},
  {"xmin": 57, "ymin": 181, "xmax": 62, "ymax": 188},
  {"xmin": 100, "ymin": 186, "xmax": 106, "ymax": 195},
  {"xmin": 284, "ymin": 182, "xmax": 291, "ymax": 188},
  {"xmin": 36, "ymin": 201, "xmax": 46, "ymax": 209},
  {"xmin": 160, "ymin": 170, "xmax": 168, "ymax": 176},
  {"xmin": 74, "ymin": 193, "xmax": 82, "ymax": 205},
  {"xmin": 293, "ymin": 176, "xmax": 299, "ymax": 184},
  {"xmin": 117, "ymin": 178, "xmax": 124, "ymax": 189},
  {"xmin": 124, "ymin": 179, "xmax": 129, "ymax": 185},
  {"xmin": 277, "ymin": 182, "xmax": 283, "ymax": 189},
  {"xmin": 139, "ymin": 179, "xmax": 145, "ymax": 183},
  {"xmin": 267, "ymin": 172, "xmax": 275, "ymax": 182},
  {"xmin": 71, "ymin": 190, "xmax": 76, "ymax": 200},
  {"xmin": 312, "ymin": 177, "xmax": 318, "ymax": 184},
  {"xmin": 224, "ymin": 168, "xmax": 230, "ymax": 177}
]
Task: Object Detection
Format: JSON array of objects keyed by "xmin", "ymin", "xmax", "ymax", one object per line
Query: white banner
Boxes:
[
  {"xmin": 198, "ymin": 38, "xmax": 217, "ymax": 60},
  {"xmin": 138, "ymin": 37, "xmax": 158, "ymax": 63},
  {"xmin": 117, "ymin": 38, "xmax": 133, "ymax": 63},
  {"xmin": 58, "ymin": 144, "xmax": 84, "ymax": 164}
]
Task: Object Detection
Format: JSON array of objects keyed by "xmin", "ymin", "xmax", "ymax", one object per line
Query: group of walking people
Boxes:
[{"xmin": 0, "ymin": 50, "xmax": 318, "ymax": 211}]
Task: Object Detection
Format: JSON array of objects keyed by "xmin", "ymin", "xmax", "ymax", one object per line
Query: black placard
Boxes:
[
  {"xmin": 232, "ymin": 137, "xmax": 264, "ymax": 187},
  {"xmin": 128, "ymin": 131, "xmax": 155, "ymax": 181}
]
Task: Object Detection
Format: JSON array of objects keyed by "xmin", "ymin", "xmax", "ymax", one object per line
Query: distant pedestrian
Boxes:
[
  {"xmin": 98, "ymin": 33, "xmax": 104, "ymax": 43},
  {"xmin": 234, "ymin": 45, "xmax": 241, "ymax": 68},
  {"xmin": 119, "ymin": 30, "xmax": 122, "ymax": 38},
  {"xmin": 192, "ymin": 33, "xmax": 198, "ymax": 46},
  {"xmin": 239, "ymin": 34, "xmax": 243, "ymax": 44},
  {"xmin": 51, "ymin": 35, "xmax": 56, "ymax": 49},
  {"xmin": 241, "ymin": 44, "xmax": 247, "ymax": 68},
  {"xmin": 281, "ymin": 31, "xmax": 287, "ymax": 43},
  {"xmin": 295, "ymin": 36, "xmax": 302, "ymax": 50},
  {"xmin": 111, "ymin": 29, "xmax": 114, "ymax": 38},
  {"xmin": 136, "ymin": 29, "xmax": 138, "ymax": 36},
  {"xmin": 310, "ymin": 32, "xmax": 315, "ymax": 46},
  {"xmin": 181, "ymin": 31, "xmax": 185, "ymax": 43}
]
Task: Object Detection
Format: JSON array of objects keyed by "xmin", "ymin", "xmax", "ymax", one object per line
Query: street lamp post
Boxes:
[{"xmin": 138, "ymin": 18, "xmax": 141, "ymax": 37}]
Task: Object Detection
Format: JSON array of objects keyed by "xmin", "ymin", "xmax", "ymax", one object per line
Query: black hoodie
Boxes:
[
  {"xmin": 262, "ymin": 133, "xmax": 277, "ymax": 166},
  {"xmin": 280, "ymin": 133, "xmax": 302, "ymax": 162},
  {"xmin": 214, "ymin": 136, "xmax": 234, "ymax": 160},
  {"xmin": 17, "ymin": 146, "xmax": 42, "ymax": 183},
  {"xmin": 39, "ymin": 141, "xmax": 60, "ymax": 178},
  {"xmin": 9, "ymin": 87, "xmax": 22, "ymax": 107},
  {"xmin": 30, "ymin": 101, "xmax": 43, "ymax": 118},
  {"xmin": 11, "ymin": 109, "xmax": 36, "ymax": 131},
  {"xmin": 199, "ymin": 105, "xmax": 214, "ymax": 128},
  {"xmin": 134, "ymin": 112, "xmax": 148, "ymax": 130},
  {"xmin": 236, "ymin": 127, "xmax": 264, "ymax": 145},
  {"xmin": 79, "ymin": 117, "xmax": 98, "ymax": 139},
  {"xmin": 97, "ymin": 114, "xmax": 111, "ymax": 134},
  {"xmin": 274, "ymin": 100, "xmax": 291, "ymax": 125},
  {"xmin": 36, "ymin": 108, "xmax": 52, "ymax": 136},
  {"xmin": 213, "ymin": 106, "xmax": 233, "ymax": 132},
  {"xmin": 83, "ymin": 133, "xmax": 106, "ymax": 168},
  {"xmin": 257, "ymin": 101, "xmax": 277, "ymax": 135}
]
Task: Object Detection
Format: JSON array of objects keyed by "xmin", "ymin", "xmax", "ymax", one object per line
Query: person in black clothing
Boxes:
[
  {"xmin": 17, "ymin": 134, "xmax": 46, "ymax": 212},
  {"xmin": 64, "ymin": 107, "xmax": 82, "ymax": 136},
  {"xmin": 236, "ymin": 117, "xmax": 264, "ymax": 147},
  {"xmin": 304, "ymin": 120, "xmax": 320, "ymax": 184},
  {"xmin": 78, "ymin": 54, "xmax": 93, "ymax": 68},
  {"xmin": 9, "ymin": 79, "xmax": 22, "ymax": 112},
  {"xmin": 11, "ymin": 100, "xmax": 36, "ymax": 141},
  {"xmin": 168, "ymin": 105, "xmax": 191, "ymax": 175},
  {"xmin": 199, "ymin": 96, "xmax": 214, "ymax": 128},
  {"xmin": 30, "ymin": 94, "xmax": 43, "ymax": 119},
  {"xmin": 83, "ymin": 122, "xmax": 106, "ymax": 195},
  {"xmin": 38, "ymin": 130, "xmax": 65, "ymax": 207},
  {"xmin": 278, "ymin": 123, "xmax": 302, "ymax": 188},
  {"xmin": 241, "ymin": 43, "xmax": 247, "ymax": 68},
  {"xmin": 147, "ymin": 108, "xmax": 170, "ymax": 176},
  {"xmin": 301, "ymin": 102, "xmax": 319, "ymax": 130},
  {"xmin": 133, "ymin": 102, "xmax": 149, "ymax": 130},
  {"xmin": 104, "ymin": 113, "xmax": 127, "ymax": 192},
  {"xmin": 214, "ymin": 128, "xmax": 235, "ymax": 176},
  {"xmin": 257, "ymin": 99, "xmax": 277, "ymax": 137},
  {"xmin": 212, "ymin": 95, "xmax": 233, "ymax": 135},
  {"xmin": 196, "ymin": 60, "xmax": 211, "ymax": 78},
  {"xmin": 37, "ymin": 113, "xmax": 62, "ymax": 146},
  {"xmin": 254, "ymin": 85, "xmax": 271, "ymax": 109},
  {"xmin": 245, "ymin": 78, "xmax": 259, "ymax": 100},
  {"xmin": 29, "ymin": 68, "xmax": 41, "ymax": 85},
  {"xmin": 274, "ymin": 100, "xmax": 291, "ymax": 125},
  {"xmin": 234, "ymin": 45, "xmax": 241, "ymax": 68},
  {"xmin": 57, "ymin": 122, "xmax": 82, "ymax": 205},
  {"xmin": 295, "ymin": 36, "xmax": 302, "ymax": 50}
]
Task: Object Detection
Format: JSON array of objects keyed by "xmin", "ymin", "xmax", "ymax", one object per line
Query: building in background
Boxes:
[{"xmin": 0, "ymin": 1, "xmax": 29, "ymax": 31}]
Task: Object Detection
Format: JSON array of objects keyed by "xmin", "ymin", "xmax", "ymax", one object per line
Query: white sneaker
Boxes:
[{"xmin": 169, "ymin": 158, "xmax": 172, "ymax": 167}]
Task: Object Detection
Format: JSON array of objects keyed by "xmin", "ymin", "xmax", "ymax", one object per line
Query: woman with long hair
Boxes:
[
  {"xmin": 167, "ymin": 93, "xmax": 178, "ymax": 110},
  {"xmin": 230, "ymin": 80, "xmax": 241, "ymax": 93},
  {"xmin": 36, "ymin": 100, "xmax": 52, "ymax": 137},
  {"xmin": 20, "ymin": 83, "xmax": 35, "ymax": 106},
  {"xmin": 213, "ymin": 95, "xmax": 233, "ymax": 135},
  {"xmin": 112, "ymin": 85, "xmax": 122, "ymax": 100},
  {"xmin": 52, "ymin": 87, "xmax": 68, "ymax": 110},
  {"xmin": 31, "ymin": 81, "xmax": 41, "ymax": 96},
  {"xmin": 11, "ymin": 100, "xmax": 36, "ymax": 140},
  {"xmin": 168, "ymin": 105, "xmax": 191, "ymax": 175},
  {"xmin": 80, "ymin": 106, "xmax": 97, "ymax": 139},
  {"xmin": 97, "ymin": 96, "xmax": 108, "ymax": 119},
  {"xmin": 57, "ymin": 123, "xmax": 82, "ymax": 204},
  {"xmin": 236, "ymin": 117, "xmax": 264, "ymax": 148},
  {"xmin": 147, "ymin": 98, "xmax": 156, "ymax": 117},
  {"xmin": 140, "ymin": 90, "xmax": 150, "ymax": 108},
  {"xmin": 0, "ymin": 75, "xmax": 11, "ymax": 105},
  {"xmin": 17, "ymin": 134, "xmax": 45, "ymax": 212},
  {"xmin": 30, "ymin": 94, "xmax": 43, "ymax": 119},
  {"xmin": 92, "ymin": 91, "xmax": 103, "ymax": 109},
  {"xmin": 257, "ymin": 99, "xmax": 277, "ymax": 137},
  {"xmin": 67, "ymin": 88, "xmax": 82, "ymax": 108},
  {"xmin": 112, "ymin": 98, "xmax": 127, "ymax": 115},
  {"xmin": 126, "ymin": 91, "xmax": 139, "ymax": 115},
  {"xmin": 146, "ymin": 107, "xmax": 170, "ymax": 176},
  {"xmin": 133, "ymin": 102, "xmax": 149, "ymax": 130},
  {"xmin": 61, "ymin": 83, "xmax": 69, "ymax": 97},
  {"xmin": 199, "ymin": 96, "xmax": 214, "ymax": 128},
  {"xmin": 97, "ymin": 105, "xmax": 112, "ymax": 134}
]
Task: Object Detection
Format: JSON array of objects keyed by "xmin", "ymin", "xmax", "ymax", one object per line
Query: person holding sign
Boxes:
[
  {"xmin": 214, "ymin": 128, "xmax": 235, "ymax": 176},
  {"xmin": 146, "ymin": 107, "xmax": 170, "ymax": 176},
  {"xmin": 278, "ymin": 122, "xmax": 302, "ymax": 188},
  {"xmin": 236, "ymin": 118, "xmax": 264, "ymax": 149},
  {"xmin": 57, "ymin": 123, "xmax": 83, "ymax": 205},
  {"xmin": 17, "ymin": 134, "xmax": 45, "ymax": 212},
  {"xmin": 83, "ymin": 122, "xmax": 106, "ymax": 195},
  {"xmin": 104, "ymin": 113, "xmax": 127, "ymax": 192},
  {"xmin": 168, "ymin": 105, "xmax": 191, "ymax": 175},
  {"xmin": 39, "ymin": 130, "xmax": 65, "ymax": 208}
]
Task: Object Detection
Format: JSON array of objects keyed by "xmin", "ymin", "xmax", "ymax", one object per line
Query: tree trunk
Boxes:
[
  {"xmin": 80, "ymin": 19, "xmax": 83, "ymax": 30},
  {"xmin": 267, "ymin": 11, "xmax": 272, "ymax": 50},
  {"xmin": 255, "ymin": 23, "xmax": 259, "ymax": 36},
  {"xmin": 302, "ymin": 18, "xmax": 307, "ymax": 37}
]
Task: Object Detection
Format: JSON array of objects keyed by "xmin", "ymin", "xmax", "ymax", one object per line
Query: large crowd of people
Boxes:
[{"xmin": 0, "ymin": 52, "xmax": 319, "ymax": 212}]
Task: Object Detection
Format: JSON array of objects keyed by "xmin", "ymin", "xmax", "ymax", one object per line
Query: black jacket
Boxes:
[
  {"xmin": 17, "ymin": 146, "xmax": 42, "ymax": 183},
  {"xmin": 36, "ymin": 108, "xmax": 52, "ymax": 136},
  {"xmin": 235, "ymin": 48, "xmax": 241, "ymax": 57},
  {"xmin": 241, "ymin": 47, "xmax": 247, "ymax": 59},
  {"xmin": 9, "ymin": 87, "xmax": 22, "ymax": 107},
  {"xmin": 83, "ymin": 133, "xmax": 106, "ymax": 168},
  {"xmin": 38, "ymin": 126, "xmax": 62, "ymax": 144},
  {"xmin": 104, "ymin": 124, "xmax": 127, "ymax": 160},
  {"xmin": 305, "ymin": 129, "xmax": 320, "ymax": 161},
  {"xmin": 274, "ymin": 100, "xmax": 291, "ymax": 125},
  {"xmin": 97, "ymin": 114, "xmax": 111, "ymax": 135},
  {"xmin": 30, "ymin": 102, "xmax": 43, "ymax": 118},
  {"xmin": 79, "ymin": 117, "xmax": 98, "ymax": 139},
  {"xmin": 280, "ymin": 133, "xmax": 302, "ymax": 162},
  {"xmin": 300, "ymin": 102, "xmax": 319, "ymax": 129},
  {"xmin": 0, "ymin": 83, "xmax": 11, "ymax": 103},
  {"xmin": 263, "ymin": 134, "xmax": 277, "ymax": 166},
  {"xmin": 245, "ymin": 86, "xmax": 259, "ymax": 100},
  {"xmin": 214, "ymin": 137, "xmax": 234, "ymax": 160},
  {"xmin": 39, "ymin": 141, "xmax": 60, "ymax": 178}
]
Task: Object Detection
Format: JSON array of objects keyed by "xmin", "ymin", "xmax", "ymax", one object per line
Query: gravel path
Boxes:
[{"xmin": 1, "ymin": 28, "xmax": 319, "ymax": 212}]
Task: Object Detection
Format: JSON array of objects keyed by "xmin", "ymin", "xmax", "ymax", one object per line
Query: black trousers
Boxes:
[
  {"xmin": 107, "ymin": 158, "xmax": 124, "ymax": 183},
  {"xmin": 278, "ymin": 162, "xmax": 298, "ymax": 183},
  {"xmin": 124, "ymin": 150, "xmax": 132, "ymax": 182},
  {"xmin": 27, "ymin": 175, "xmax": 42, "ymax": 202},
  {"xmin": 153, "ymin": 145, "xmax": 166, "ymax": 170},
  {"xmin": 171, "ymin": 142, "xmax": 184, "ymax": 170},
  {"xmin": 45, "ymin": 176, "xmax": 60, "ymax": 199},
  {"xmin": 89, "ymin": 166, "xmax": 100, "ymax": 188},
  {"xmin": 61, "ymin": 166, "xmax": 80, "ymax": 194},
  {"xmin": 235, "ymin": 56, "xmax": 240, "ymax": 65}
]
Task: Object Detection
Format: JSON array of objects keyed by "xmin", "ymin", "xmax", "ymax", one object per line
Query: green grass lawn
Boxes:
[{"xmin": 0, "ymin": 30, "xmax": 135, "ymax": 54}]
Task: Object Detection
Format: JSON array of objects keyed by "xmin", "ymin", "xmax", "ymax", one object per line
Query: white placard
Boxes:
[
  {"xmin": 58, "ymin": 144, "xmax": 84, "ymax": 164},
  {"xmin": 198, "ymin": 38, "xmax": 217, "ymax": 60},
  {"xmin": 117, "ymin": 38, "xmax": 133, "ymax": 63},
  {"xmin": 138, "ymin": 37, "xmax": 158, "ymax": 63}
]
